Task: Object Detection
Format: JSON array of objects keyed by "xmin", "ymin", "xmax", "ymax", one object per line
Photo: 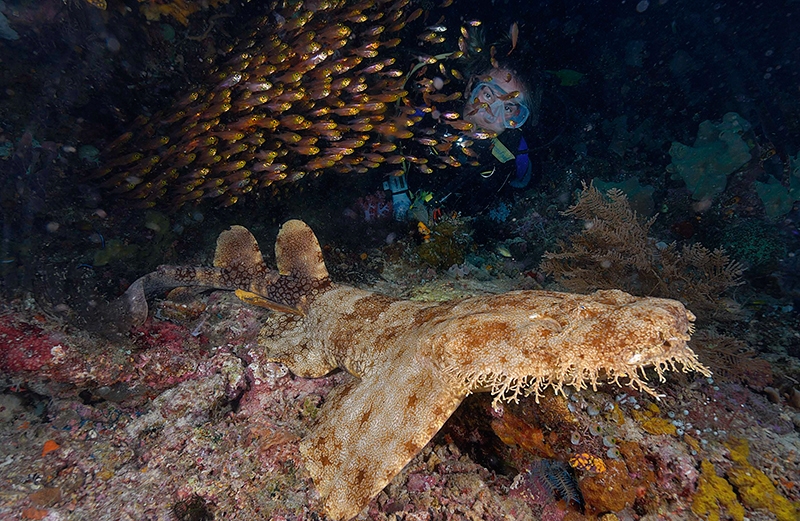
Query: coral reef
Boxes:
[
  {"xmin": 487, "ymin": 200, "xmax": 512, "ymax": 223},
  {"xmin": 592, "ymin": 176, "xmax": 655, "ymax": 217},
  {"xmin": 540, "ymin": 183, "xmax": 744, "ymax": 318},
  {"xmin": 690, "ymin": 439, "xmax": 800, "ymax": 521},
  {"xmin": 755, "ymin": 175, "xmax": 798, "ymax": 218},
  {"xmin": 1, "ymin": 248, "xmax": 798, "ymax": 520},
  {"xmin": 578, "ymin": 459, "xmax": 637, "ymax": 515},
  {"xmin": 726, "ymin": 438, "xmax": 800, "ymax": 521},
  {"xmin": 691, "ymin": 460, "xmax": 745, "ymax": 521},
  {"xmin": 719, "ymin": 217, "xmax": 787, "ymax": 272},
  {"xmin": 749, "ymin": 145, "xmax": 800, "ymax": 218},
  {"xmin": 416, "ymin": 218, "xmax": 472, "ymax": 269},
  {"xmin": 513, "ymin": 458, "xmax": 582, "ymax": 506},
  {"xmin": 690, "ymin": 330, "xmax": 773, "ymax": 389},
  {"xmin": 0, "ymin": 315, "xmax": 60, "ymax": 373}
]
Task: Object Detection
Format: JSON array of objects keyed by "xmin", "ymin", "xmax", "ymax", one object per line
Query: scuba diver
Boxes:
[
  {"xmin": 459, "ymin": 66, "xmax": 536, "ymax": 189},
  {"xmin": 379, "ymin": 17, "xmax": 559, "ymax": 224},
  {"xmin": 384, "ymin": 63, "xmax": 541, "ymax": 222}
]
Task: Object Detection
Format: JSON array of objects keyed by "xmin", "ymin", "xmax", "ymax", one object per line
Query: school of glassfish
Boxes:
[{"xmin": 90, "ymin": 0, "xmax": 509, "ymax": 210}]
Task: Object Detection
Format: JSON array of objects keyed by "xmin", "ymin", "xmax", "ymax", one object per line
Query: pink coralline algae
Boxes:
[
  {"xmin": 0, "ymin": 315, "xmax": 61, "ymax": 372},
  {"xmin": 406, "ymin": 472, "xmax": 440, "ymax": 493},
  {"xmin": 0, "ymin": 309, "xmax": 213, "ymax": 403},
  {"xmin": 130, "ymin": 317, "xmax": 203, "ymax": 353}
]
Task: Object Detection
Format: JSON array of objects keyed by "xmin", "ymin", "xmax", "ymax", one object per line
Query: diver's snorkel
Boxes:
[{"xmin": 383, "ymin": 173, "xmax": 412, "ymax": 221}]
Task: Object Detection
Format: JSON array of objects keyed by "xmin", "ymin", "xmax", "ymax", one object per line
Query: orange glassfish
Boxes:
[
  {"xmin": 499, "ymin": 90, "xmax": 520, "ymax": 101},
  {"xmin": 446, "ymin": 119, "xmax": 474, "ymax": 131},
  {"xmin": 434, "ymin": 142, "xmax": 452, "ymax": 153},
  {"xmin": 372, "ymin": 142, "xmax": 396, "ymax": 153},
  {"xmin": 461, "ymin": 146, "xmax": 478, "ymax": 158},
  {"xmin": 304, "ymin": 157, "xmax": 337, "ymax": 171},
  {"xmin": 490, "ymin": 46, "xmax": 499, "ymax": 69},
  {"xmin": 427, "ymin": 92, "xmax": 461, "ymax": 103},
  {"xmin": 382, "ymin": 38, "xmax": 402, "ymax": 48},
  {"xmin": 466, "ymin": 102, "xmax": 493, "ymax": 117},
  {"xmin": 508, "ymin": 22, "xmax": 519, "ymax": 56},
  {"xmin": 439, "ymin": 156, "xmax": 461, "ymax": 167},
  {"xmin": 407, "ymin": 7, "xmax": 423, "ymax": 23}
]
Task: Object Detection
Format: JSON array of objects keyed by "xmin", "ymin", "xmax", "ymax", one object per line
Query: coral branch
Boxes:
[{"xmin": 541, "ymin": 183, "xmax": 744, "ymax": 318}]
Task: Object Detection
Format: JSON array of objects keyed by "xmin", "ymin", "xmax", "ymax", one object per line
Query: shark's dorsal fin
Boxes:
[
  {"xmin": 275, "ymin": 220, "xmax": 329, "ymax": 282},
  {"xmin": 216, "ymin": 225, "xmax": 304, "ymax": 312},
  {"xmin": 214, "ymin": 225, "xmax": 267, "ymax": 275}
]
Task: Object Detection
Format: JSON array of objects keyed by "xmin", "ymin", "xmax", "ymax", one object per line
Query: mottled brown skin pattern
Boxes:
[{"xmin": 118, "ymin": 220, "xmax": 709, "ymax": 521}]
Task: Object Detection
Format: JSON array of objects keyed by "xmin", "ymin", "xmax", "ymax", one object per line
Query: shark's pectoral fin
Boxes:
[{"xmin": 300, "ymin": 351, "xmax": 466, "ymax": 521}]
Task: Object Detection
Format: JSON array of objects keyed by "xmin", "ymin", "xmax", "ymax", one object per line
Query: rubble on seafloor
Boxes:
[{"xmin": 0, "ymin": 254, "xmax": 798, "ymax": 521}]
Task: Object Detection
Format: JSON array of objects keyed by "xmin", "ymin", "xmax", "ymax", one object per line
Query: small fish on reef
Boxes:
[
  {"xmin": 445, "ymin": 119, "xmax": 474, "ymax": 131},
  {"xmin": 102, "ymin": 220, "xmax": 709, "ymax": 521},
  {"xmin": 417, "ymin": 221, "xmax": 431, "ymax": 241}
]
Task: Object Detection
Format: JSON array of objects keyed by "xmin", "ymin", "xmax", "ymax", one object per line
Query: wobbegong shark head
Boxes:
[{"xmin": 422, "ymin": 288, "xmax": 705, "ymax": 407}]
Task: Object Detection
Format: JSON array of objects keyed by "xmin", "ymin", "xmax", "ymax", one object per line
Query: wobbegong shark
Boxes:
[{"xmin": 107, "ymin": 219, "xmax": 709, "ymax": 521}]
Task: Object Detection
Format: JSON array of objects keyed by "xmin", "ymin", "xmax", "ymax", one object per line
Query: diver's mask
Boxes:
[{"xmin": 467, "ymin": 81, "xmax": 530, "ymax": 129}]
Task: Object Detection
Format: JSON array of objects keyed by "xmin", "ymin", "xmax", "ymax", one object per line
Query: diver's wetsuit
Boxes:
[{"xmin": 420, "ymin": 127, "xmax": 535, "ymax": 215}]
